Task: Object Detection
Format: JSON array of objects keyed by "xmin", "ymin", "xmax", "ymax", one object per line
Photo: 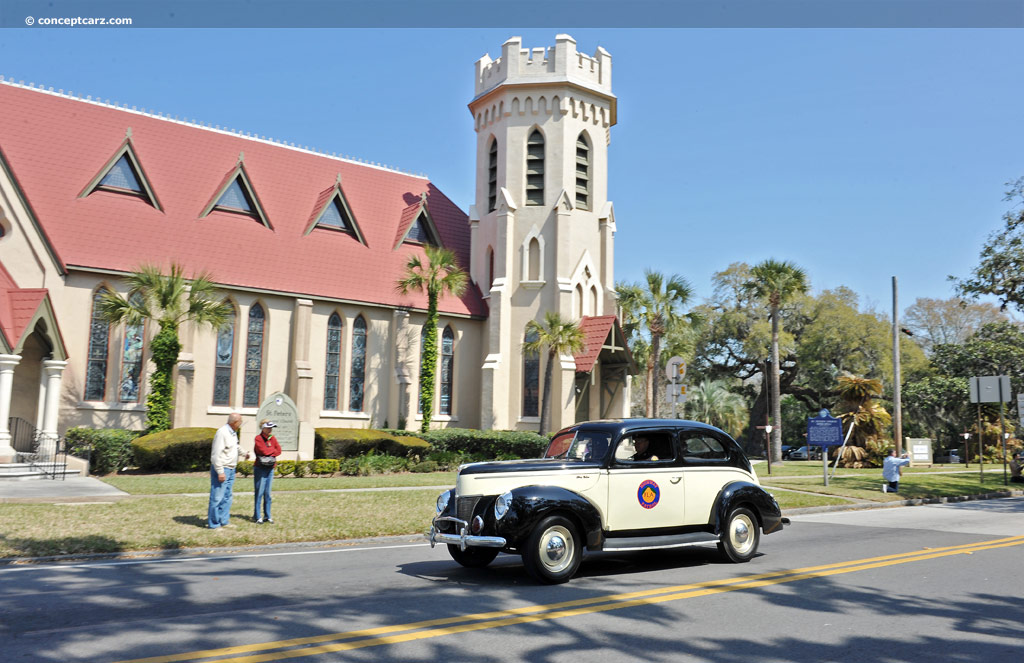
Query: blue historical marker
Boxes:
[{"xmin": 807, "ymin": 409, "xmax": 843, "ymax": 446}]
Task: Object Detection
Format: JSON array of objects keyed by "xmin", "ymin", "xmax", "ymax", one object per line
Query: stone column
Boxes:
[
  {"xmin": 290, "ymin": 299, "xmax": 314, "ymax": 459},
  {"xmin": 0, "ymin": 354, "xmax": 22, "ymax": 462},
  {"xmin": 38, "ymin": 359, "xmax": 68, "ymax": 459}
]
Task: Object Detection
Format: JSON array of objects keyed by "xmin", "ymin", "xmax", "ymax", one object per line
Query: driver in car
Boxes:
[{"xmin": 632, "ymin": 436, "xmax": 660, "ymax": 461}]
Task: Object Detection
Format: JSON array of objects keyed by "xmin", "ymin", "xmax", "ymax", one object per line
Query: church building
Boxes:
[{"xmin": 0, "ymin": 35, "xmax": 634, "ymax": 464}]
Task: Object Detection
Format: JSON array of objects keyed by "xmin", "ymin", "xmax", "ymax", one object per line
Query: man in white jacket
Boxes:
[
  {"xmin": 208, "ymin": 413, "xmax": 247, "ymax": 529},
  {"xmin": 882, "ymin": 449, "xmax": 911, "ymax": 494}
]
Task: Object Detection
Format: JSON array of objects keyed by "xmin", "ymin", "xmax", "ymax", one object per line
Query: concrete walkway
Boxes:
[{"xmin": 0, "ymin": 476, "xmax": 129, "ymax": 503}]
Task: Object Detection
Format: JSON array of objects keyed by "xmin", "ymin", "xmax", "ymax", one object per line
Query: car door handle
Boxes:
[{"xmin": 670, "ymin": 476, "xmax": 682, "ymax": 484}]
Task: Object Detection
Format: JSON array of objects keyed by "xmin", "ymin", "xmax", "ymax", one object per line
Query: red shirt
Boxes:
[{"xmin": 254, "ymin": 433, "xmax": 282, "ymax": 458}]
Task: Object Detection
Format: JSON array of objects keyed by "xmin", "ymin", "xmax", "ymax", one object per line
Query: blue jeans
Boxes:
[
  {"xmin": 208, "ymin": 466, "xmax": 236, "ymax": 528},
  {"xmin": 253, "ymin": 464, "xmax": 274, "ymax": 520}
]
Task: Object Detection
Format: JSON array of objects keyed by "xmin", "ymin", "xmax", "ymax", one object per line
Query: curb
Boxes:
[{"xmin": 784, "ymin": 489, "xmax": 1024, "ymax": 515}]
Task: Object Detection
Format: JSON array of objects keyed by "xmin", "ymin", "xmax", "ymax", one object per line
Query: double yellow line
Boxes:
[{"xmin": 118, "ymin": 535, "xmax": 1024, "ymax": 663}]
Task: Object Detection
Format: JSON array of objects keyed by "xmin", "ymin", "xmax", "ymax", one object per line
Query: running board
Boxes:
[{"xmin": 600, "ymin": 532, "xmax": 719, "ymax": 552}]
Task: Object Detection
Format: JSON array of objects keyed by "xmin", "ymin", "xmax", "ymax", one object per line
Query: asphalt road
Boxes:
[{"xmin": 3, "ymin": 497, "xmax": 1023, "ymax": 663}]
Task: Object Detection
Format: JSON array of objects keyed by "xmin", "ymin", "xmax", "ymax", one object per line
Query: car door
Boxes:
[
  {"xmin": 604, "ymin": 429, "xmax": 687, "ymax": 531},
  {"xmin": 678, "ymin": 429, "xmax": 750, "ymax": 524}
]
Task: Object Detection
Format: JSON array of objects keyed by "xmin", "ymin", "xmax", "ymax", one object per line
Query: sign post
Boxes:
[
  {"xmin": 970, "ymin": 375, "xmax": 1012, "ymax": 485},
  {"xmin": 665, "ymin": 356, "xmax": 686, "ymax": 419},
  {"xmin": 807, "ymin": 409, "xmax": 843, "ymax": 486}
]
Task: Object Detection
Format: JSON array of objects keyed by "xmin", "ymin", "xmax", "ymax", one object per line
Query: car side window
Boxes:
[
  {"xmin": 679, "ymin": 433, "xmax": 729, "ymax": 462},
  {"xmin": 614, "ymin": 432, "xmax": 675, "ymax": 464}
]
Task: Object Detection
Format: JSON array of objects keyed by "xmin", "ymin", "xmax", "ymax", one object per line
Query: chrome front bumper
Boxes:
[{"xmin": 427, "ymin": 516, "xmax": 506, "ymax": 551}]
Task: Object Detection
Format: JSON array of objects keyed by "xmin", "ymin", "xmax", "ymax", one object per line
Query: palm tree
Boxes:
[
  {"xmin": 396, "ymin": 245, "xmax": 468, "ymax": 433},
  {"xmin": 743, "ymin": 259, "xmax": 808, "ymax": 463},
  {"xmin": 618, "ymin": 270, "xmax": 695, "ymax": 417},
  {"xmin": 686, "ymin": 380, "xmax": 749, "ymax": 437},
  {"xmin": 99, "ymin": 263, "xmax": 232, "ymax": 433},
  {"xmin": 523, "ymin": 311, "xmax": 585, "ymax": 435}
]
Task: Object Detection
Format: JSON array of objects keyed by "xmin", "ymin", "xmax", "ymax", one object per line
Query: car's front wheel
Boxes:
[
  {"xmin": 718, "ymin": 506, "xmax": 760, "ymax": 563},
  {"xmin": 447, "ymin": 544, "xmax": 500, "ymax": 568},
  {"xmin": 522, "ymin": 515, "xmax": 581, "ymax": 584}
]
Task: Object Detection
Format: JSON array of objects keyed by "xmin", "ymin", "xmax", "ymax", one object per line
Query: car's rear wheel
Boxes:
[
  {"xmin": 718, "ymin": 506, "xmax": 760, "ymax": 563},
  {"xmin": 522, "ymin": 515, "xmax": 581, "ymax": 584},
  {"xmin": 447, "ymin": 544, "xmax": 500, "ymax": 568}
]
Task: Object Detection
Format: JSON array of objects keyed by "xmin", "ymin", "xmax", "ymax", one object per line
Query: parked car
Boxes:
[
  {"xmin": 781, "ymin": 445, "xmax": 795, "ymax": 460},
  {"xmin": 933, "ymin": 448, "xmax": 961, "ymax": 464},
  {"xmin": 428, "ymin": 419, "xmax": 788, "ymax": 584},
  {"xmin": 789, "ymin": 445, "xmax": 822, "ymax": 461}
]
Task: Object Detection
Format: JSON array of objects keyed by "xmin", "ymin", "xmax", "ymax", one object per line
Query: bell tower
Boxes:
[{"xmin": 468, "ymin": 35, "xmax": 618, "ymax": 431}]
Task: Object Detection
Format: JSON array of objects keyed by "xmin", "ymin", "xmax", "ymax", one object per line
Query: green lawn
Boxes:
[{"xmin": 101, "ymin": 472, "xmax": 457, "ymax": 495}]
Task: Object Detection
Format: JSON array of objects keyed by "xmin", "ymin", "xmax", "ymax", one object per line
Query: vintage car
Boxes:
[{"xmin": 428, "ymin": 419, "xmax": 788, "ymax": 583}]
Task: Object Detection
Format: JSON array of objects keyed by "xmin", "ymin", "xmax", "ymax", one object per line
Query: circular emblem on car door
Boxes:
[{"xmin": 637, "ymin": 479, "xmax": 660, "ymax": 509}]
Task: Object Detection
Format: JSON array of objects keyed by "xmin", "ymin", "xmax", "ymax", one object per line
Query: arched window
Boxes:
[
  {"xmin": 84, "ymin": 288, "xmax": 111, "ymax": 401},
  {"xmin": 487, "ymin": 138, "xmax": 498, "ymax": 212},
  {"xmin": 590, "ymin": 285, "xmax": 599, "ymax": 316},
  {"xmin": 324, "ymin": 312, "xmax": 343, "ymax": 410},
  {"xmin": 528, "ymin": 238, "xmax": 541, "ymax": 281},
  {"xmin": 523, "ymin": 328, "xmax": 540, "ymax": 417},
  {"xmin": 243, "ymin": 303, "xmax": 265, "ymax": 408},
  {"xmin": 575, "ymin": 133, "xmax": 591, "ymax": 210},
  {"xmin": 118, "ymin": 293, "xmax": 146, "ymax": 403},
  {"xmin": 440, "ymin": 326, "xmax": 455, "ymax": 415},
  {"xmin": 349, "ymin": 315, "xmax": 367, "ymax": 412},
  {"xmin": 212, "ymin": 306, "xmax": 235, "ymax": 406},
  {"xmin": 575, "ymin": 283, "xmax": 584, "ymax": 319},
  {"xmin": 526, "ymin": 129, "xmax": 544, "ymax": 206},
  {"xmin": 418, "ymin": 325, "xmax": 429, "ymax": 414}
]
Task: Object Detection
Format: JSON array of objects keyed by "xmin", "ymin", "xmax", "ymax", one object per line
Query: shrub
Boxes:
[
  {"xmin": 315, "ymin": 428, "xmax": 429, "ymax": 459},
  {"xmin": 294, "ymin": 460, "xmax": 311, "ymax": 477},
  {"xmin": 359, "ymin": 452, "xmax": 408, "ymax": 474},
  {"xmin": 409, "ymin": 460, "xmax": 439, "ymax": 473},
  {"xmin": 412, "ymin": 428, "xmax": 548, "ymax": 460},
  {"xmin": 132, "ymin": 428, "xmax": 217, "ymax": 472},
  {"xmin": 66, "ymin": 427, "xmax": 140, "ymax": 475},
  {"xmin": 275, "ymin": 460, "xmax": 296, "ymax": 477},
  {"xmin": 425, "ymin": 450, "xmax": 469, "ymax": 471},
  {"xmin": 311, "ymin": 459, "xmax": 339, "ymax": 475},
  {"xmin": 339, "ymin": 458, "xmax": 361, "ymax": 476},
  {"xmin": 237, "ymin": 460, "xmax": 254, "ymax": 477}
]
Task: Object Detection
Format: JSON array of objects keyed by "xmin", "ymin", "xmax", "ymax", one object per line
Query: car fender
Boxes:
[
  {"xmin": 496, "ymin": 485, "xmax": 604, "ymax": 550},
  {"xmin": 711, "ymin": 481, "xmax": 785, "ymax": 535}
]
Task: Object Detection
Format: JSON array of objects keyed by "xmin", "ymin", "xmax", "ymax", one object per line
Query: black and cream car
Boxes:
[{"xmin": 428, "ymin": 419, "xmax": 787, "ymax": 583}]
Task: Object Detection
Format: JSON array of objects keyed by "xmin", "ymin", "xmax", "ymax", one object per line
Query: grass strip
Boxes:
[{"xmin": 102, "ymin": 472, "xmax": 457, "ymax": 495}]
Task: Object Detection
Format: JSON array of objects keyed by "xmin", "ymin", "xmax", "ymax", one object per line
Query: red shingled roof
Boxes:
[
  {"xmin": 0, "ymin": 262, "xmax": 49, "ymax": 351},
  {"xmin": 0, "ymin": 83, "xmax": 486, "ymax": 318},
  {"xmin": 575, "ymin": 315, "xmax": 617, "ymax": 373}
]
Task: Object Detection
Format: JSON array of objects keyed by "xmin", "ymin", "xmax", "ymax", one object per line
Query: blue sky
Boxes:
[{"xmin": 1, "ymin": 28, "xmax": 1021, "ymax": 314}]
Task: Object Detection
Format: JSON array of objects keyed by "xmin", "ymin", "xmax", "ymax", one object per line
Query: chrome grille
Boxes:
[{"xmin": 457, "ymin": 496, "xmax": 482, "ymax": 523}]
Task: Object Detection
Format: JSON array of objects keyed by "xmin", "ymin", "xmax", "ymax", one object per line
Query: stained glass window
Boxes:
[
  {"xmin": 100, "ymin": 155, "xmax": 143, "ymax": 192},
  {"xmin": 523, "ymin": 328, "xmax": 539, "ymax": 417},
  {"xmin": 243, "ymin": 303, "xmax": 264, "ymax": 408},
  {"xmin": 118, "ymin": 293, "xmax": 145, "ymax": 403},
  {"xmin": 349, "ymin": 315, "xmax": 367, "ymax": 412},
  {"xmin": 213, "ymin": 306, "xmax": 235, "ymax": 406},
  {"xmin": 84, "ymin": 289, "xmax": 110, "ymax": 401},
  {"xmin": 440, "ymin": 326, "xmax": 454, "ymax": 416},
  {"xmin": 324, "ymin": 312, "xmax": 343, "ymax": 410}
]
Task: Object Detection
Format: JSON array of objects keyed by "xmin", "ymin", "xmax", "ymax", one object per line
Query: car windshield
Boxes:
[{"xmin": 543, "ymin": 430, "xmax": 612, "ymax": 462}]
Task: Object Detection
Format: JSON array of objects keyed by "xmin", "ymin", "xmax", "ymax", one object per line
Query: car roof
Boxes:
[{"xmin": 562, "ymin": 418, "xmax": 731, "ymax": 438}]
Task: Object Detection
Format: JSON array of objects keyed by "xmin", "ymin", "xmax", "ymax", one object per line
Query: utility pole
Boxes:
[{"xmin": 892, "ymin": 276, "xmax": 903, "ymax": 455}]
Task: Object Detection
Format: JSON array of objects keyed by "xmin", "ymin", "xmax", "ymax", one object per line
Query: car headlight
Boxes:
[
  {"xmin": 436, "ymin": 490, "xmax": 451, "ymax": 514},
  {"xmin": 494, "ymin": 491, "xmax": 513, "ymax": 520}
]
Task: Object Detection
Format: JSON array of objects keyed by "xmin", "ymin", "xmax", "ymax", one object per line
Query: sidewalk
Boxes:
[{"xmin": 0, "ymin": 476, "xmax": 129, "ymax": 503}]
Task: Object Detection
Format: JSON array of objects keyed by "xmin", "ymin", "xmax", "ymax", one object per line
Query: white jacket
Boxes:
[{"xmin": 211, "ymin": 423, "xmax": 240, "ymax": 474}]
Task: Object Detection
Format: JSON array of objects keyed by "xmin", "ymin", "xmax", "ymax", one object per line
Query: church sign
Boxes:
[{"xmin": 257, "ymin": 392, "xmax": 299, "ymax": 451}]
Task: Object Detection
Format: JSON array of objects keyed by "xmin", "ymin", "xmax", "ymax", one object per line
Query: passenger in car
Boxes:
[{"xmin": 632, "ymin": 436, "xmax": 661, "ymax": 461}]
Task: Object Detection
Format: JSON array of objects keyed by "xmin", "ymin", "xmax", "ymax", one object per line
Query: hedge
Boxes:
[
  {"xmin": 132, "ymin": 427, "xmax": 217, "ymax": 472},
  {"xmin": 389, "ymin": 427, "xmax": 547, "ymax": 459},
  {"xmin": 66, "ymin": 427, "xmax": 140, "ymax": 475},
  {"xmin": 315, "ymin": 428, "xmax": 429, "ymax": 459}
]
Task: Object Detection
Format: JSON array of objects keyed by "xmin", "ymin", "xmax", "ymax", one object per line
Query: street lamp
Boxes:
[{"xmin": 961, "ymin": 432, "xmax": 971, "ymax": 467}]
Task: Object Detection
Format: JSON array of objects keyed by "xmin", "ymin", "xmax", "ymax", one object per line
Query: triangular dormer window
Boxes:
[
  {"xmin": 395, "ymin": 192, "xmax": 442, "ymax": 248},
  {"xmin": 79, "ymin": 130, "xmax": 162, "ymax": 210},
  {"xmin": 216, "ymin": 179, "xmax": 255, "ymax": 213},
  {"xmin": 303, "ymin": 176, "xmax": 367, "ymax": 245},
  {"xmin": 200, "ymin": 155, "xmax": 272, "ymax": 229},
  {"xmin": 100, "ymin": 155, "xmax": 143, "ymax": 192}
]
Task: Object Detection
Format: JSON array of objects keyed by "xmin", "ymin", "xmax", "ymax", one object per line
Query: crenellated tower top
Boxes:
[{"xmin": 473, "ymin": 34, "xmax": 612, "ymax": 100}]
